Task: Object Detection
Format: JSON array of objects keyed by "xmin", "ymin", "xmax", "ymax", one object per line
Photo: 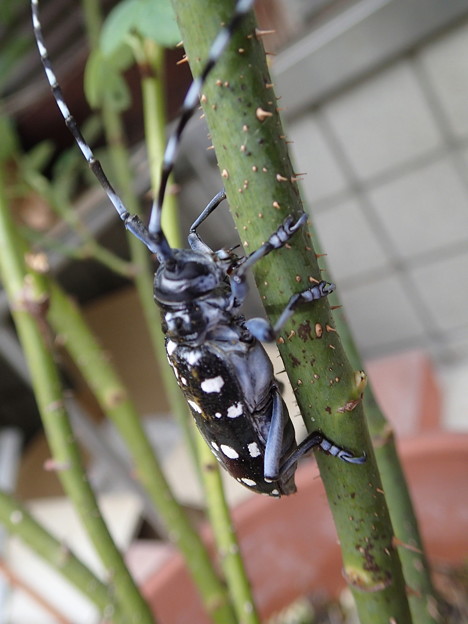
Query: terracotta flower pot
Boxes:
[{"xmin": 142, "ymin": 432, "xmax": 468, "ymax": 623}]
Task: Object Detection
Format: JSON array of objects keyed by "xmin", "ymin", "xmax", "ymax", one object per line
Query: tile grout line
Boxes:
[{"xmin": 313, "ymin": 93, "xmax": 451, "ymax": 355}]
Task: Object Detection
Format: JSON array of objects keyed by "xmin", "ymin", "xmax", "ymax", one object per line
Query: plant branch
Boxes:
[
  {"xmin": 170, "ymin": 1, "xmax": 414, "ymax": 621},
  {"xmin": 80, "ymin": 2, "xmax": 240, "ymax": 619},
  {"xmin": 0, "ymin": 489, "xmax": 126, "ymax": 623},
  {"xmin": 131, "ymin": 34, "xmax": 200, "ymax": 466},
  {"xmin": 196, "ymin": 436, "xmax": 260, "ymax": 624},
  {"xmin": 81, "ymin": 0, "xmax": 192, "ymax": 477},
  {"xmin": 0, "ymin": 164, "xmax": 153, "ymax": 624},
  {"xmin": 315, "ymin": 234, "xmax": 441, "ymax": 622},
  {"xmin": 133, "ymin": 27, "xmax": 261, "ymax": 623}
]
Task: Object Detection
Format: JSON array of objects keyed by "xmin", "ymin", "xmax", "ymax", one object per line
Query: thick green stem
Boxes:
[
  {"xmin": 170, "ymin": 1, "xmax": 413, "ymax": 621},
  {"xmin": 0, "ymin": 489, "xmax": 126, "ymax": 623},
  {"xmin": 0, "ymin": 166, "xmax": 153, "ymax": 624},
  {"xmin": 334, "ymin": 303, "xmax": 441, "ymax": 622}
]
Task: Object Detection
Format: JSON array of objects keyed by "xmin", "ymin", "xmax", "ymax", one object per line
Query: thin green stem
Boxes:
[
  {"xmin": 135, "ymin": 34, "xmax": 253, "ymax": 622},
  {"xmin": 43, "ymin": 1, "xmax": 240, "ymax": 620},
  {"xmin": 81, "ymin": 0, "xmax": 191, "ymax": 468},
  {"xmin": 131, "ymin": 34, "xmax": 198, "ymax": 465},
  {"xmin": 170, "ymin": 1, "xmax": 414, "ymax": 622},
  {"xmin": 0, "ymin": 165, "xmax": 154, "ymax": 624},
  {"xmin": 82, "ymin": 0, "xmax": 105, "ymax": 48},
  {"xmin": 134, "ymin": 37, "xmax": 182, "ymax": 249},
  {"xmin": 78, "ymin": 235, "xmax": 136, "ymax": 276},
  {"xmin": 20, "ymin": 165, "xmax": 134, "ymax": 278},
  {"xmin": 22, "ymin": 211, "xmax": 135, "ymax": 280},
  {"xmin": 52, "ymin": 196, "xmax": 135, "ymax": 278},
  {"xmin": 0, "ymin": 489, "xmax": 126, "ymax": 623},
  {"xmin": 196, "ymin": 437, "xmax": 260, "ymax": 624}
]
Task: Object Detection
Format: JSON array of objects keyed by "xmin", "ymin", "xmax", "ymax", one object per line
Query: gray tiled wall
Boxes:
[{"xmin": 287, "ymin": 18, "xmax": 468, "ymax": 362}]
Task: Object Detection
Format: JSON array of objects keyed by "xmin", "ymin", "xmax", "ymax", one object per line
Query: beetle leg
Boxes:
[
  {"xmin": 279, "ymin": 432, "xmax": 366, "ymax": 479},
  {"xmin": 264, "ymin": 388, "xmax": 289, "ymax": 482},
  {"xmin": 271, "ymin": 280, "xmax": 335, "ymax": 335},
  {"xmin": 244, "ymin": 280, "xmax": 335, "ymax": 342},
  {"xmin": 230, "ymin": 213, "xmax": 307, "ymax": 303},
  {"xmin": 188, "ymin": 189, "xmax": 227, "ymax": 252}
]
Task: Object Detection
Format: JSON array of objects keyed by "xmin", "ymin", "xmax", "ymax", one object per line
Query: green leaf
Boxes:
[
  {"xmin": 81, "ymin": 114, "xmax": 104, "ymax": 145},
  {"xmin": 23, "ymin": 141, "xmax": 55, "ymax": 173},
  {"xmin": 133, "ymin": 0, "xmax": 180, "ymax": 47},
  {"xmin": 52, "ymin": 149, "xmax": 82, "ymax": 201},
  {"xmin": 84, "ymin": 49, "xmax": 131, "ymax": 112},
  {"xmin": 107, "ymin": 42, "xmax": 135, "ymax": 72},
  {"xmin": 101, "ymin": 0, "xmax": 180, "ymax": 57},
  {"xmin": 100, "ymin": 0, "xmax": 139, "ymax": 56}
]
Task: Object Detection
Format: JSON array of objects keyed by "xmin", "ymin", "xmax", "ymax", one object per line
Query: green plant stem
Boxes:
[
  {"xmin": 0, "ymin": 489, "xmax": 127, "ymax": 623},
  {"xmin": 338, "ymin": 322, "xmax": 440, "ymax": 622},
  {"xmin": 51, "ymin": 196, "xmax": 135, "ymax": 279},
  {"xmin": 16, "ymin": 152, "xmax": 134, "ymax": 278},
  {"xmin": 20, "ymin": 186, "xmax": 135, "ymax": 279},
  {"xmin": 196, "ymin": 437, "xmax": 260, "ymax": 624},
  {"xmin": 81, "ymin": 0, "xmax": 191, "ymax": 470},
  {"xmin": 135, "ymin": 35, "xmax": 256, "ymax": 622},
  {"xmin": 0, "ymin": 166, "xmax": 153, "ymax": 624},
  {"xmin": 122, "ymin": 193, "xmax": 189, "ymax": 461},
  {"xmin": 80, "ymin": 2, "xmax": 238, "ymax": 621},
  {"xmin": 132, "ymin": 34, "xmax": 199, "ymax": 467},
  {"xmin": 170, "ymin": 1, "xmax": 414, "ymax": 622},
  {"xmin": 136, "ymin": 38, "xmax": 182, "ymax": 250},
  {"xmin": 18, "ymin": 162, "xmax": 134, "ymax": 278},
  {"xmin": 135, "ymin": 40, "xmax": 254, "ymax": 615}
]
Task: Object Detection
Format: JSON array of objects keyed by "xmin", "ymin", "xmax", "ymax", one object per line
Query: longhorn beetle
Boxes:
[{"xmin": 31, "ymin": 0, "xmax": 365, "ymax": 496}]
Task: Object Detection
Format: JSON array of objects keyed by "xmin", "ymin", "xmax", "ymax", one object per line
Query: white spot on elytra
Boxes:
[
  {"xmin": 271, "ymin": 489, "xmax": 280, "ymax": 497},
  {"xmin": 220, "ymin": 444, "xmax": 239, "ymax": 459},
  {"xmin": 211, "ymin": 441, "xmax": 219, "ymax": 452},
  {"xmin": 166, "ymin": 340, "xmax": 177, "ymax": 356},
  {"xmin": 180, "ymin": 377, "xmax": 187, "ymax": 385},
  {"xmin": 201, "ymin": 376, "xmax": 224, "ymax": 393},
  {"xmin": 226, "ymin": 402, "xmax": 243, "ymax": 418},
  {"xmin": 215, "ymin": 412, "xmax": 222, "ymax": 419},
  {"xmin": 247, "ymin": 442, "xmax": 261, "ymax": 458},
  {"xmin": 240, "ymin": 478, "xmax": 257, "ymax": 487},
  {"xmin": 182, "ymin": 350, "xmax": 202, "ymax": 365},
  {"xmin": 187, "ymin": 399, "xmax": 202, "ymax": 414}
]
